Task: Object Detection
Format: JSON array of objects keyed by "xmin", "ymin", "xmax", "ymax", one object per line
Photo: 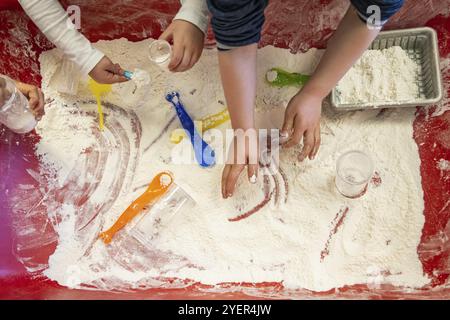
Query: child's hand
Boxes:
[
  {"xmin": 281, "ymin": 90, "xmax": 322, "ymax": 161},
  {"xmin": 159, "ymin": 20, "xmax": 205, "ymax": 72},
  {"xmin": 222, "ymin": 132, "xmax": 259, "ymax": 198},
  {"xmin": 0, "ymin": 78, "xmax": 9, "ymax": 107},
  {"xmin": 89, "ymin": 56, "xmax": 128, "ymax": 84},
  {"xmin": 15, "ymin": 81, "xmax": 45, "ymax": 120}
]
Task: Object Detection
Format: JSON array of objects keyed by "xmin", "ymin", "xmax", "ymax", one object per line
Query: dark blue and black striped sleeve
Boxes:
[
  {"xmin": 351, "ymin": 0, "xmax": 404, "ymax": 27},
  {"xmin": 207, "ymin": 0, "xmax": 269, "ymax": 48}
]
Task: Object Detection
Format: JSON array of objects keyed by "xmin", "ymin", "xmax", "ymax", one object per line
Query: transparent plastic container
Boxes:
[
  {"xmin": 335, "ymin": 150, "xmax": 374, "ymax": 198},
  {"xmin": 148, "ymin": 40, "xmax": 172, "ymax": 71},
  {"xmin": 105, "ymin": 183, "xmax": 196, "ymax": 275},
  {"xmin": 130, "ymin": 183, "xmax": 196, "ymax": 248},
  {"xmin": 0, "ymin": 75, "xmax": 37, "ymax": 134}
]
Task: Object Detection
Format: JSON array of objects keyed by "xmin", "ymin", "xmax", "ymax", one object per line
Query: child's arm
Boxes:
[
  {"xmin": 19, "ymin": 0, "xmax": 127, "ymax": 84},
  {"xmin": 219, "ymin": 44, "xmax": 258, "ymax": 198},
  {"xmin": 210, "ymin": 0, "xmax": 268, "ymax": 198},
  {"xmin": 160, "ymin": 0, "xmax": 209, "ymax": 72},
  {"xmin": 282, "ymin": 2, "xmax": 404, "ymax": 160}
]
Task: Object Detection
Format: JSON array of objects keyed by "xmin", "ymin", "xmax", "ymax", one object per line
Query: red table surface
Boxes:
[{"xmin": 0, "ymin": 0, "xmax": 449, "ymax": 299}]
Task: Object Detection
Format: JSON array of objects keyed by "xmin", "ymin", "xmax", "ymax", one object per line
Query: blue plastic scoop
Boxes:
[
  {"xmin": 123, "ymin": 70, "xmax": 134, "ymax": 80},
  {"xmin": 165, "ymin": 91, "xmax": 216, "ymax": 168}
]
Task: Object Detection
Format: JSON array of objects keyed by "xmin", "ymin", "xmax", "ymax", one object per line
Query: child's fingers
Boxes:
[
  {"xmin": 298, "ymin": 129, "xmax": 315, "ymax": 161},
  {"xmin": 96, "ymin": 71, "xmax": 128, "ymax": 84},
  {"xmin": 182, "ymin": 49, "xmax": 200, "ymax": 72},
  {"xmin": 225, "ymin": 164, "xmax": 245, "ymax": 198},
  {"xmin": 176, "ymin": 49, "xmax": 192, "ymax": 72},
  {"xmin": 311, "ymin": 125, "xmax": 321, "ymax": 159},
  {"xmin": 110, "ymin": 63, "xmax": 125, "ymax": 76},
  {"xmin": 283, "ymin": 120, "xmax": 305, "ymax": 148},
  {"xmin": 0, "ymin": 89, "xmax": 5, "ymax": 106},
  {"xmin": 280, "ymin": 109, "xmax": 295, "ymax": 140},
  {"xmin": 168, "ymin": 42, "xmax": 184, "ymax": 71},
  {"xmin": 248, "ymin": 163, "xmax": 258, "ymax": 184},
  {"xmin": 190, "ymin": 51, "xmax": 201, "ymax": 69},
  {"xmin": 159, "ymin": 26, "xmax": 174, "ymax": 42},
  {"xmin": 111, "ymin": 73, "xmax": 129, "ymax": 83},
  {"xmin": 37, "ymin": 88, "xmax": 45, "ymax": 119},
  {"xmin": 106, "ymin": 63, "xmax": 128, "ymax": 82},
  {"xmin": 27, "ymin": 86, "xmax": 39, "ymax": 110},
  {"xmin": 221, "ymin": 164, "xmax": 231, "ymax": 198},
  {"xmin": 90, "ymin": 57, "xmax": 128, "ymax": 84},
  {"xmin": 29, "ymin": 87, "xmax": 45, "ymax": 120}
]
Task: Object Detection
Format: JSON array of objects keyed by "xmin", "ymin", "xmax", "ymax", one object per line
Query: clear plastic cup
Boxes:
[
  {"xmin": 335, "ymin": 150, "xmax": 374, "ymax": 198},
  {"xmin": 130, "ymin": 182, "xmax": 195, "ymax": 248},
  {"xmin": 148, "ymin": 40, "xmax": 172, "ymax": 71},
  {"xmin": 0, "ymin": 75, "xmax": 37, "ymax": 134}
]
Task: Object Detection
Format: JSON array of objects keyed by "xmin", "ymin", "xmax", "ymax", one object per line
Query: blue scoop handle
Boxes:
[
  {"xmin": 123, "ymin": 70, "xmax": 134, "ymax": 80},
  {"xmin": 166, "ymin": 92, "xmax": 215, "ymax": 168}
]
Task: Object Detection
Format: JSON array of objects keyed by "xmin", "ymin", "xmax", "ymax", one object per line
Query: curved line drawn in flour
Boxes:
[
  {"xmin": 11, "ymin": 100, "xmax": 142, "ymax": 271},
  {"xmin": 227, "ymin": 138, "xmax": 290, "ymax": 222},
  {"xmin": 228, "ymin": 175, "xmax": 274, "ymax": 222},
  {"xmin": 320, "ymin": 206, "xmax": 349, "ymax": 262},
  {"xmin": 76, "ymin": 100, "xmax": 141, "ymax": 232},
  {"xmin": 143, "ymin": 115, "xmax": 177, "ymax": 153}
]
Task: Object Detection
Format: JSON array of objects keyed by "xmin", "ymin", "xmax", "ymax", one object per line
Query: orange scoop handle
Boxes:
[{"xmin": 99, "ymin": 172, "xmax": 173, "ymax": 244}]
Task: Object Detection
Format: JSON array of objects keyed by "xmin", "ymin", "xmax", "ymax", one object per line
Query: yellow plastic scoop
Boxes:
[
  {"xmin": 170, "ymin": 108, "xmax": 230, "ymax": 144},
  {"xmin": 88, "ymin": 78, "xmax": 112, "ymax": 131}
]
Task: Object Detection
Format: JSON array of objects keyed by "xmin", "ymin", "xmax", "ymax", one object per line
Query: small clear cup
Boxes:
[
  {"xmin": 148, "ymin": 40, "xmax": 172, "ymax": 71},
  {"xmin": 335, "ymin": 150, "xmax": 374, "ymax": 198},
  {"xmin": 0, "ymin": 75, "xmax": 37, "ymax": 134},
  {"xmin": 130, "ymin": 183, "xmax": 195, "ymax": 248}
]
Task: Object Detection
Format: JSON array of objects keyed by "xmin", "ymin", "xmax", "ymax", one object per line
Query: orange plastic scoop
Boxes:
[{"xmin": 98, "ymin": 172, "xmax": 174, "ymax": 244}]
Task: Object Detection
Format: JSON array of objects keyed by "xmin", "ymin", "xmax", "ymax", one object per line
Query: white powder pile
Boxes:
[
  {"xmin": 337, "ymin": 46, "xmax": 420, "ymax": 105},
  {"xmin": 114, "ymin": 68, "xmax": 152, "ymax": 109},
  {"xmin": 18, "ymin": 38, "xmax": 429, "ymax": 293},
  {"xmin": 35, "ymin": 103, "xmax": 98, "ymax": 187}
]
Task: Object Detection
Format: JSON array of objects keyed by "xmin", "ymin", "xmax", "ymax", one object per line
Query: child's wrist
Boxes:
[
  {"xmin": 232, "ymin": 126, "xmax": 255, "ymax": 133},
  {"xmin": 300, "ymin": 82, "xmax": 329, "ymax": 100},
  {"xmin": 231, "ymin": 120, "xmax": 255, "ymax": 131}
]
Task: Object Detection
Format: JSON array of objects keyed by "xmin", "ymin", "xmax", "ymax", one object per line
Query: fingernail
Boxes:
[
  {"xmin": 228, "ymin": 193, "xmax": 232, "ymax": 197},
  {"xmin": 280, "ymin": 131, "xmax": 289, "ymax": 138},
  {"xmin": 250, "ymin": 175, "xmax": 257, "ymax": 184}
]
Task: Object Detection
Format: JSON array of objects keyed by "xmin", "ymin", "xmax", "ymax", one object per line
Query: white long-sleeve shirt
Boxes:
[
  {"xmin": 19, "ymin": 0, "xmax": 104, "ymax": 76},
  {"xmin": 19, "ymin": 0, "xmax": 209, "ymax": 76},
  {"xmin": 175, "ymin": 0, "xmax": 209, "ymax": 34}
]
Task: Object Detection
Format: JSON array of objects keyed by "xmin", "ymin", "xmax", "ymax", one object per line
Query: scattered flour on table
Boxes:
[
  {"xmin": 336, "ymin": 46, "xmax": 420, "ymax": 105},
  {"xmin": 437, "ymin": 159, "xmax": 450, "ymax": 171},
  {"xmin": 22, "ymin": 38, "xmax": 429, "ymax": 293},
  {"xmin": 35, "ymin": 106, "xmax": 97, "ymax": 187}
]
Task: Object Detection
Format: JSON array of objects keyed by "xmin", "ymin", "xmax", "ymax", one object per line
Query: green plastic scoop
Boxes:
[{"xmin": 265, "ymin": 68, "xmax": 310, "ymax": 87}]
